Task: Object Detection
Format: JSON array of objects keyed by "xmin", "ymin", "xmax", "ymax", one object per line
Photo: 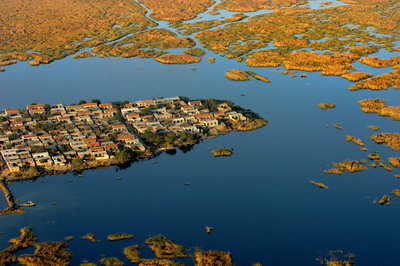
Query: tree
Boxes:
[
  {"xmin": 71, "ymin": 157, "xmax": 84, "ymax": 170},
  {"xmin": 78, "ymin": 100, "xmax": 87, "ymax": 105},
  {"xmin": 115, "ymin": 148, "xmax": 135, "ymax": 164},
  {"xmin": 91, "ymin": 99, "xmax": 101, "ymax": 104},
  {"xmin": 164, "ymin": 133, "xmax": 176, "ymax": 144}
]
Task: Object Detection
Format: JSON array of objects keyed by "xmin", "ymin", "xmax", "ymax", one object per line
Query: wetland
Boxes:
[{"xmin": 0, "ymin": 0, "xmax": 400, "ymax": 265}]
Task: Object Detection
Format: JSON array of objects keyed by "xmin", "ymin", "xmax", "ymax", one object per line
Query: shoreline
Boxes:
[{"xmin": 0, "ymin": 97, "xmax": 266, "ymax": 182}]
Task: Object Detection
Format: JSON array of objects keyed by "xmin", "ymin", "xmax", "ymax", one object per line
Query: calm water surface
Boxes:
[{"xmin": 0, "ymin": 4, "xmax": 400, "ymax": 265}]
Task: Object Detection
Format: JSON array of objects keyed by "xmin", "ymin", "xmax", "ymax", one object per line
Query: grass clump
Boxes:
[
  {"xmin": 145, "ymin": 235, "xmax": 186, "ymax": 259},
  {"xmin": 195, "ymin": 250, "xmax": 233, "ymax": 266},
  {"xmin": 64, "ymin": 236, "xmax": 74, "ymax": 241},
  {"xmin": 378, "ymin": 195, "xmax": 391, "ymax": 205},
  {"xmin": 359, "ymin": 99, "xmax": 400, "ymax": 121},
  {"xmin": 342, "ymin": 72, "xmax": 373, "ymax": 82},
  {"xmin": 333, "ymin": 124, "xmax": 343, "ymax": 130},
  {"xmin": 82, "ymin": 233, "xmax": 98, "ymax": 242},
  {"xmin": 392, "ymin": 189, "xmax": 400, "ymax": 197},
  {"xmin": 245, "ymin": 70, "xmax": 271, "ymax": 83},
  {"xmin": 99, "ymin": 257, "xmax": 124, "ymax": 265},
  {"xmin": 367, "ymin": 152, "xmax": 380, "ymax": 161},
  {"xmin": 212, "ymin": 147, "xmax": 233, "ymax": 157},
  {"xmin": 156, "ymin": 54, "xmax": 201, "ymax": 64},
  {"xmin": 18, "ymin": 242, "xmax": 72, "ymax": 265},
  {"xmin": 371, "ymin": 133, "xmax": 400, "ymax": 150},
  {"xmin": 368, "ymin": 126, "xmax": 380, "ymax": 131},
  {"xmin": 388, "ymin": 157, "xmax": 400, "ymax": 167},
  {"xmin": 123, "ymin": 245, "xmax": 142, "ymax": 263},
  {"xmin": 72, "ymin": 51, "xmax": 96, "ymax": 59},
  {"xmin": 184, "ymin": 48, "xmax": 206, "ymax": 57},
  {"xmin": 225, "ymin": 69, "xmax": 250, "ymax": 81},
  {"xmin": 379, "ymin": 161, "xmax": 393, "ymax": 172},
  {"xmin": 345, "ymin": 135, "xmax": 364, "ymax": 147},
  {"xmin": 325, "ymin": 160, "xmax": 367, "ymax": 175},
  {"xmin": 350, "ymin": 70, "xmax": 400, "ymax": 91},
  {"xmin": 310, "ymin": 181, "xmax": 329, "ymax": 189},
  {"xmin": 208, "ymin": 57, "xmax": 216, "ymax": 63},
  {"xmin": 107, "ymin": 233, "xmax": 135, "ymax": 241},
  {"xmin": 318, "ymin": 103, "xmax": 336, "ymax": 110}
]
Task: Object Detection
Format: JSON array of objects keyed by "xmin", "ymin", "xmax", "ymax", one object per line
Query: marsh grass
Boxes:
[
  {"xmin": 325, "ymin": 160, "xmax": 367, "ymax": 174},
  {"xmin": 195, "ymin": 250, "xmax": 233, "ymax": 266},
  {"xmin": 245, "ymin": 70, "xmax": 271, "ymax": 83},
  {"xmin": 212, "ymin": 147, "xmax": 233, "ymax": 157},
  {"xmin": 145, "ymin": 235, "xmax": 186, "ymax": 259},
  {"xmin": 371, "ymin": 133, "xmax": 400, "ymax": 150},
  {"xmin": 318, "ymin": 103, "xmax": 336, "ymax": 110},
  {"xmin": 345, "ymin": 135, "xmax": 365, "ymax": 147},
  {"xmin": 107, "ymin": 233, "xmax": 135, "ymax": 241},
  {"xmin": 310, "ymin": 181, "xmax": 329, "ymax": 189},
  {"xmin": 156, "ymin": 54, "xmax": 201, "ymax": 64},
  {"xmin": 225, "ymin": 69, "xmax": 250, "ymax": 81}
]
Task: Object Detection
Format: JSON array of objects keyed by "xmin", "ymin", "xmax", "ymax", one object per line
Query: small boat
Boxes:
[
  {"xmin": 66, "ymin": 180, "xmax": 73, "ymax": 183},
  {"xmin": 78, "ymin": 173, "xmax": 84, "ymax": 177},
  {"xmin": 50, "ymin": 202, "xmax": 57, "ymax": 206},
  {"xmin": 240, "ymin": 94, "xmax": 246, "ymax": 96},
  {"xmin": 116, "ymin": 177, "xmax": 123, "ymax": 180},
  {"xmin": 184, "ymin": 182, "xmax": 191, "ymax": 186},
  {"xmin": 152, "ymin": 161, "xmax": 159, "ymax": 164}
]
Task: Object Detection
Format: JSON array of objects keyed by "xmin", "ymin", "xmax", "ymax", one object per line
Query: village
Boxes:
[{"xmin": 0, "ymin": 96, "xmax": 261, "ymax": 179}]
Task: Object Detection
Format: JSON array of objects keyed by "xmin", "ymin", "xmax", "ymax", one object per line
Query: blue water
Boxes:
[{"xmin": 0, "ymin": 2, "xmax": 400, "ymax": 265}]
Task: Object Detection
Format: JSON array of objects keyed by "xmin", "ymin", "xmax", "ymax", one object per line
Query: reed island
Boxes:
[{"xmin": 0, "ymin": 96, "xmax": 266, "ymax": 181}]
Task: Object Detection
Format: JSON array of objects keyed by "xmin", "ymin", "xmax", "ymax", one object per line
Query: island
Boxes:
[{"xmin": 0, "ymin": 96, "xmax": 266, "ymax": 180}]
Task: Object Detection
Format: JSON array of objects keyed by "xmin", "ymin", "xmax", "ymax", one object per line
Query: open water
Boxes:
[{"xmin": 0, "ymin": 0, "xmax": 399, "ymax": 265}]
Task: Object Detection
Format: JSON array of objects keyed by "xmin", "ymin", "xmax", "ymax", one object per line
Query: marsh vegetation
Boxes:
[
  {"xmin": 212, "ymin": 147, "xmax": 233, "ymax": 157},
  {"xmin": 225, "ymin": 69, "xmax": 250, "ymax": 81}
]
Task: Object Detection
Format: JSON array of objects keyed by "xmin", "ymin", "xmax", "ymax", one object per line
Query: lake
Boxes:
[{"xmin": 0, "ymin": 2, "xmax": 399, "ymax": 265}]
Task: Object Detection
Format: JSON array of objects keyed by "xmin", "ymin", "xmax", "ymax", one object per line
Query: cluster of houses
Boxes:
[{"xmin": 0, "ymin": 97, "xmax": 247, "ymax": 173}]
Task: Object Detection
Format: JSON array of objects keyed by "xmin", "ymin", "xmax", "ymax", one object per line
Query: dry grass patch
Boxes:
[
  {"xmin": 184, "ymin": 48, "xmax": 206, "ymax": 57},
  {"xmin": 345, "ymin": 135, "xmax": 365, "ymax": 147},
  {"xmin": 0, "ymin": 0, "xmax": 154, "ymax": 61},
  {"xmin": 359, "ymin": 56, "xmax": 400, "ymax": 68},
  {"xmin": 350, "ymin": 70, "xmax": 400, "ymax": 91},
  {"xmin": 145, "ymin": 235, "xmax": 186, "ymax": 259},
  {"xmin": 342, "ymin": 72, "xmax": 373, "ymax": 82},
  {"xmin": 371, "ymin": 133, "xmax": 400, "ymax": 150},
  {"xmin": 318, "ymin": 103, "xmax": 336, "ymax": 110},
  {"xmin": 124, "ymin": 245, "xmax": 142, "ymax": 264},
  {"xmin": 325, "ymin": 160, "xmax": 367, "ymax": 174},
  {"xmin": 107, "ymin": 233, "xmax": 135, "ymax": 241},
  {"xmin": 310, "ymin": 181, "xmax": 329, "ymax": 189},
  {"xmin": 359, "ymin": 99, "xmax": 400, "ymax": 121},
  {"xmin": 156, "ymin": 54, "xmax": 201, "ymax": 64},
  {"xmin": 212, "ymin": 147, "xmax": 233, "ymax": 157},
  {"xmin": 245, "ymin": 70, "xmax": 271, "ymax": 83},
  {"xmin": 225, "ymin": 69, "xmax": 250, "ymax": 81},
  {"xmin": 140, "ymin": 0, "xmax": 214, "ymax": 21},
  {"xmin": 72, "ymin": 51, "xmax": 96, "ymax": 59},
  {"xmin": 388, "ymin": 157, "xmax": 400, "ymax": 167},
  {"xmin": 195, "ymin": 250, "xmax": 233, "ymax": 266}
]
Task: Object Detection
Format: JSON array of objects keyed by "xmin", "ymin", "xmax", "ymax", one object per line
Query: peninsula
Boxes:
[{"xmin": 0, "ymin": 97, "xmax": 266, "ymax": 180}]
